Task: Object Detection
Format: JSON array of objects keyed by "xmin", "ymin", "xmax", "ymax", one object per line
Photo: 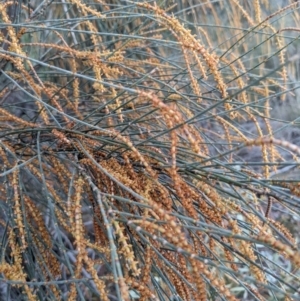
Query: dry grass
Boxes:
[{"xmin": 0, "ymin": 0, "xmax": 300, "ymax": 300}]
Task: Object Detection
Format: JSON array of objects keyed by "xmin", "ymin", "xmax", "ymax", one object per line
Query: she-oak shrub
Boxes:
[{"xmin": 0, "ymin": 0, "xmax": 300, "ymax": 300}]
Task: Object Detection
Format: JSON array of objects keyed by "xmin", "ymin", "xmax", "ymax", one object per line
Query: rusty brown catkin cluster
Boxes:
[{"xmin": 0, "ymin": 1, "xmax": 300, "ymax": 300}]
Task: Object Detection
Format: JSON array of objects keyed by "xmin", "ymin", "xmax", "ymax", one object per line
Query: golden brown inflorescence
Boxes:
[{"xmin": 0, "ymin": 1, "xmax": 300, "ymax": 300}]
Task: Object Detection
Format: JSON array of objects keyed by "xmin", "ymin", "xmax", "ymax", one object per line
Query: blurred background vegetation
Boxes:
[{"xmin": 0, "ymin": 0, "xmax": 300, "ymax": 300}]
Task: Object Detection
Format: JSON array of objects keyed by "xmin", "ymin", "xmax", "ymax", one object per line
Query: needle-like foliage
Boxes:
[{"xmin": 0, "ymin": 1, "xmax": 300, "ymax": 300}]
